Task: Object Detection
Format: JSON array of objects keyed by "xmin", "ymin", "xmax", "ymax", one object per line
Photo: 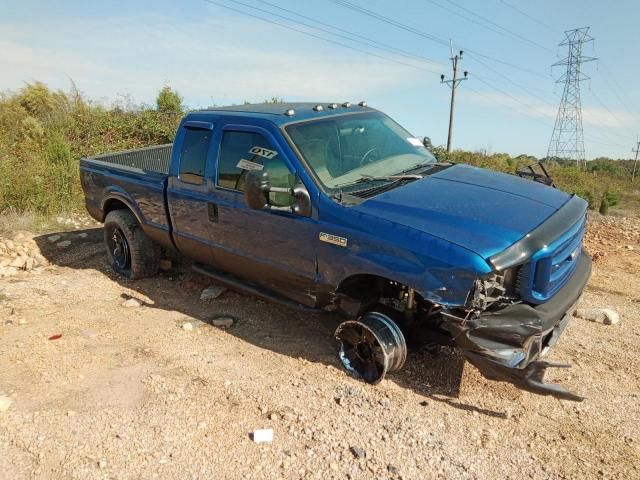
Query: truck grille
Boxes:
[{"xmin": 519, "ymin": 216, "xmax": 586, "ymax": 304}]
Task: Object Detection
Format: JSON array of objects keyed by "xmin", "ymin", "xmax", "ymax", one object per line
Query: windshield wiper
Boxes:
[
  {"xmin": 334, "ymin": 174, "xmax": 422, "ymax": 189},
  {"xmin": 398, "ymin": 161, "xmax": 453, "ymax": 174}
]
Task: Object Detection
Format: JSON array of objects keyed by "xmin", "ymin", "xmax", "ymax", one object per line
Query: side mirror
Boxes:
[
  {"xmin": 422, "ymin": 136, "xmax": 433, "ymax": 150},
  {"xmin": 244, "ymin": 170, "xmax": 312, "ymax": 217},
  {"xmin": 244, "ymin": 170, "xmax": 270, "ymax": 210}
]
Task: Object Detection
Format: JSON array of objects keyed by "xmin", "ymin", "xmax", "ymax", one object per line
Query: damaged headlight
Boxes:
[{"xmin": 468, "ymin": 267, "xmax": 521, "ymax": 311}]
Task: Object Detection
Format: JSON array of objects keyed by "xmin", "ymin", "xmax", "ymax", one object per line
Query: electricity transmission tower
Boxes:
[{"xmin": 547, "ymin": 27, "xmax": 596, "ymax": 168}]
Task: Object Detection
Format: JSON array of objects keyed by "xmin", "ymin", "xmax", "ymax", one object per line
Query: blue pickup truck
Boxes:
[{"xmin": 80, "ymin": 102, "xmax": 591, "ymax": 401}]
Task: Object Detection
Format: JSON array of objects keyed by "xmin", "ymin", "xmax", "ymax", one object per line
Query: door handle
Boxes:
[{"xmin": 208, "ymin": 202, "xmax": 219, "ymax": 223}]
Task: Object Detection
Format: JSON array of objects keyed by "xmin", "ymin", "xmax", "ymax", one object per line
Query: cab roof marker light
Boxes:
[
  {"xmin": 358, "ymin": 101, "xmax": 367, "ymax": 107},
  {"xmin": 328, "ymin": 103, "xmax": 338, "ymax": 109},
  {"xmin": 284, "ymin": 109, "xmax": 296, "ymax": 116},
  {"xmin": 342, "ymin": 102, "xmax": 352, "ymax": 108},
  {"xmin": 313, "ymin": 104, "xmax": 324, "ymax": 111}
]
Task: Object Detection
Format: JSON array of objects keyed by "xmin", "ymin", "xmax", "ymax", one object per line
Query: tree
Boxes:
[{"xmin": 156, "ymin": 86, "xmax": 183, "ymax": 114}]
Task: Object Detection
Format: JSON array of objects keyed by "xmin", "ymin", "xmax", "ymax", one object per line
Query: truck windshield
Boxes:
[{"xmin": 286, "ymin": 112, "xmax": 437, "ymax": 191}]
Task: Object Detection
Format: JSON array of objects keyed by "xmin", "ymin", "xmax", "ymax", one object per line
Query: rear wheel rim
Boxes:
[{"xmin": 108, "ymin": 226, "xmax": 130, "ymax": 270}]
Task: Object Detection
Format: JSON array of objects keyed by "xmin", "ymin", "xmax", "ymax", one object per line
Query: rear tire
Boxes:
[{"xmin": 104, "ymin": 209, "xmax": 159, "ymax": 279}]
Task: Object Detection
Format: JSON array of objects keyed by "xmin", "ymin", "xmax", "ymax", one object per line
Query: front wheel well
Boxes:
[
  {"xmin": 335, "ymin": 274, "xmax": 432, "ymax": 317},
  {"xmin": 337, "ymin": 274, "xmax": 400, "ymax": 302}
]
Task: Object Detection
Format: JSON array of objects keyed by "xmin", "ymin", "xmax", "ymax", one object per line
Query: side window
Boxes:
[
  {"xmin": 179, "ymin": 127, "xmax": 211, "ymax": 184},
  {"xmin": 218, "ymin": 131, "xmax": 294, "ymax": 197}
]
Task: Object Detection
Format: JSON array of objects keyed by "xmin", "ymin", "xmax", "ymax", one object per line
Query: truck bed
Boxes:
[
  {"xmin": 80, "ymin": 144, "xmax": 174, "ymax": 249},
  {"xmin": 85, "ymin": 144, "xmax": 173, "ymax": 175}
]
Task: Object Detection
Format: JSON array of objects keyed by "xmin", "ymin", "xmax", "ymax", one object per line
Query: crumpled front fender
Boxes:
[{"xmin": 443, "ymin": 251, "xmax": 591, "ymax": 401}]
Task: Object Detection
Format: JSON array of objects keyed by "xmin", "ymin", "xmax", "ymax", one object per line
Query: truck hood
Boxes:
[{"xmin": 353, "ymin": 164, "xmax": 571, "ymax": 259}]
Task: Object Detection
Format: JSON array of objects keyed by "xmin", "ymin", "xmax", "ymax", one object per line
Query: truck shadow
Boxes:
[{"xmin": 34, "ymin": 228, "xmax": 505, "ymax": 418}]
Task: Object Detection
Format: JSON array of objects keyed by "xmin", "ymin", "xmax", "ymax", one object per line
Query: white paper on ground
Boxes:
[{"xmin": 252, "ymin": 428, "xmax": 274, "ymax": 443}]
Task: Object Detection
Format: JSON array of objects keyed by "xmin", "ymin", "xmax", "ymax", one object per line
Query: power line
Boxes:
[
  {"xmin": 248, "ymin": 0, "xmax": 611, "ymax": 140},
  {"xmin": 469, "ymin": 59, "xmax": 637, "ymax": 148},
  {"xmin": 597, "ymin": 59, "xmax": 640, "ymax": 120},
  {"xmin": 464, "ymin": 85, "xmax": 553, "ymax": 129},
  {"xmin": 498, "ymin": 0, "xmax": 558, "ymax": 34},
  {"xmin": 201, "ymin": 0, "xmax": 632, "ymax": 154},
  {"xmin": 469, "ymin": 56, "xmax": 557, "ymax": 109},
  {"xmin": 204, "ymin": 0, "xmax": 552, "ymax": 117},
  {"xmin": 253, "ymin": 0, "xmax": 444, "ymax": 69},
  {"xmin": 429, "ymin": 0, "xmax": 555, "ymax": 53},
  {"xmin": 326, "ymin": 0, "xmax": 550, "ymax": 79},
  {"xmin": 422, "ymin": 0, "xmax": 512, "ymax": 39},
  {"xmin": 587, "ymin": 86, "xmax": 637, "ymax": 138},
  {"xmin": 201, "ymin": 0, "xmax": 439, "ymax": 73}
]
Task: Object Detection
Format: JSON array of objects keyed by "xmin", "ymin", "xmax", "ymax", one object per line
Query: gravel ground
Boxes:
[{"xmin": 0, "ymin": 215, "xmax": 639, "ymax": 479}]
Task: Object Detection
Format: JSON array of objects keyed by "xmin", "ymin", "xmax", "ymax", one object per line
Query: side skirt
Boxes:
[{"xmin": 192, "ymin": 262, "xmax": 326, "ymax": 314}]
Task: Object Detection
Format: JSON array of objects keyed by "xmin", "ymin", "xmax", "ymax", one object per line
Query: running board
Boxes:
[{"xmin": 192, "ymin": 263, "xmax": 324, "ymax": 314}]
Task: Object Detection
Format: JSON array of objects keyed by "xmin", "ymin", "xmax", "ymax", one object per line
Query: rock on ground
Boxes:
[
  {"xmin": 0, "ymin": 233, "xmax": 48, "ymax": 273},
  {"xmin": 200, "ymin": 285, "xmax": 226, "ymax": 301},
  {"xmin": 0, "ymin": 396, "xmax": 12, "ymax": 413},
  {"xmin": 210, "ymin": 316, "xmax": 234, "ymax": 328},
  {"xmin": 575, "ymin": 307, "xmax": 620, "ymax": 325},
  {"xmin": 122, "ymin": 298, "xmax": 141, "ymax": 308}
]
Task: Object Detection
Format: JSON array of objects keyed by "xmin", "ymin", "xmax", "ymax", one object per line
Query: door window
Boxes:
[
  {"xmin": 179, "ymin": 127, "xmax": 211, "ymax": 184},
  {"xmin": 218, "ymin": 131, "xmax": 295, "ymax": 205}
]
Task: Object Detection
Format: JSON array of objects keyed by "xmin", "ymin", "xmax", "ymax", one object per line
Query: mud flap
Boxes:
[{"xmin": 464, "ymin": 352, "xmax": 585, "ymax": 401}]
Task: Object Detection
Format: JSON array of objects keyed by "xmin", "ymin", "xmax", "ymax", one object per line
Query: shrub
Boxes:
[
  {"xmin": 0, "ymin": 83, "xmax": 182, "ymax": 214},
  {"xmin": 604, "ymin": 189, "xmax": 619, "ymax": 207},
  {"xmin": 599, "ymin": 196, "xmax": 609, "ymax": 215},
  {"xmin": 156, "ymin": 86, "xmax": 183, "ymax": 114},
  {"xmin": 573, "ymin": 188, "xmax": 596, "ymax": 210}
]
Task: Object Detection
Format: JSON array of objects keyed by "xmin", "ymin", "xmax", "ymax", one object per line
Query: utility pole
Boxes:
[
  {"xmin": 441, "ymin": 49, "xmax": 468, "ymax": 152},
  {"xmin": 632, "ymin": 141, "xmax": 640, "ymax": 182}
]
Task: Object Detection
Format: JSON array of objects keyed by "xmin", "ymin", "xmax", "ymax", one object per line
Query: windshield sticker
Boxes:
[
  {"xmin": 249, "ymin": 146, "xmax": 278, "ymax": 159},
  {"xmin": 407, "ymin": 137, "xmax": 423, "ymax": 147},
  {"xmin": 236, "ymin": 159, "xmax": 264, "ymax": 171}
]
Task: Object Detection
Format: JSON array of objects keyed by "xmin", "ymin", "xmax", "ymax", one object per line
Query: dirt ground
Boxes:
[{"xmin": 0, "ymin": 214, "xmax": 639, "ymax": 479}]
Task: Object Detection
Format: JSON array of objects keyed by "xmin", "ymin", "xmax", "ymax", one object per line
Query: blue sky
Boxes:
[{"xmin": 1, "ymin": 0, "xmax": 639, "ymax": 159}]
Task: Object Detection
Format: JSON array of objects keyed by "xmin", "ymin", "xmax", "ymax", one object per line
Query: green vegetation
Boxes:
[
  {"xmin": 432, "ymin": 147, "xmax": 639, "ymax": 216},
  {"xmin": 0, "ymin": 82, "xmax": 638, "ymax": 216},
  {"xmin": 156, "ymin": 86, "xmax": 183, "ymax": 114},
  {"xmin": 0, "ymin": 82, "xmax": 181, "ymax": 214}
]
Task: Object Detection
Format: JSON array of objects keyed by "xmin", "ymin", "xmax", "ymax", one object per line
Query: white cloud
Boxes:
[
  {"xmin": 0, "ymin": 12, "xmax": 430, "ymax": 107},
  {"xmin": 464, "ymin": 89, "xmax": 639, "ymax": 129}
]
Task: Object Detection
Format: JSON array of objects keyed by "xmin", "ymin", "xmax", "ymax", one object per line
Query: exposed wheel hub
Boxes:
[{"xmin": 335, "ymin": 311, "xmax": 407, "ymax": 384}]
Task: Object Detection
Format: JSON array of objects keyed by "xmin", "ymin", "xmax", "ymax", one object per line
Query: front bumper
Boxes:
[{"xmin": 446, "ymin": 250, "xmax": 592, "ymax": 401}]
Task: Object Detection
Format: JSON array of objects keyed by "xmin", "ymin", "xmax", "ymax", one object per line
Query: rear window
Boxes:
[{"xmin": 179, "ymin": 128, "xmax": 211, "ymax": 184}]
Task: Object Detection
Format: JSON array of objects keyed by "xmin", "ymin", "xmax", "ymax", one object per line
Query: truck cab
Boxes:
[{"xmin": 80, "ymin": 102, "xmax": 591, "ymax": 401}]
